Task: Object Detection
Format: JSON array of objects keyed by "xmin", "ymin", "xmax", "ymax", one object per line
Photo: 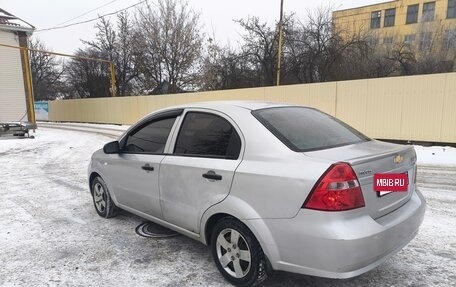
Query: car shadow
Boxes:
[
  {"xmin": 111, "ymin": 211, "xmax": 375, "ymax": 286},
  {"xmin": 0, "ymin": 135, "xmax": 31, "ymax": 140}
]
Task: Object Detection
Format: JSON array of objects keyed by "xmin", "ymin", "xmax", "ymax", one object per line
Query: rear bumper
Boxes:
[{"xmin": 245, "ymin": 189, "xmax": 426, "ymax": 279}]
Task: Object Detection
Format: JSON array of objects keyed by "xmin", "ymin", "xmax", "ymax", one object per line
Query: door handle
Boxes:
[
  {"xmin": 202, "ymin": 171, "xmax": 222, "ymax": 181},
  {"xmin": 141, "ymin": 164, "xmax": 154, "ymax": 171}
]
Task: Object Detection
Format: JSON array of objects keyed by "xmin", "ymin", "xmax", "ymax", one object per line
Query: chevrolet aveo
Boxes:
[{"xmin": 88, "ymin": 101, "xmax": 425, "ymax": 286}]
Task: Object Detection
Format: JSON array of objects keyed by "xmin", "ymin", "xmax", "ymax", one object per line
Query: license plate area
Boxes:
[
  {"xmin": 374, "ymin": 172, "xmax": 409, "ymax": 197},
  {"xmin": 378, "ymin": 190, "xmax": 394, "ymax": 197}
]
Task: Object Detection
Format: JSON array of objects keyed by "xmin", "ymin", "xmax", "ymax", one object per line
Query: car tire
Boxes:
[
  {"xmin": 91, "ymin": 176, "xmax": 118, "ymax": 218},
  {"xmin": 211, "ymin": 217, "xmax": 268, "ymax": 287}
]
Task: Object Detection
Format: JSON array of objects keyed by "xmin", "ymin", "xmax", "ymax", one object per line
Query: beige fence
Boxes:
[{"xmin": 48, "ymin": 72, "xmax": 456, "ymax": 143}]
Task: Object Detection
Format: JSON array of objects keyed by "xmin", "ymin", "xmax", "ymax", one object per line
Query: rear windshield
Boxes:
[{"xmin": 252, "ymin": 107, "xmax": 370, "ymax": 152}]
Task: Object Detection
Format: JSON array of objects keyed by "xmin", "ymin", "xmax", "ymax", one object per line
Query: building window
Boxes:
[
  {"xmin": 422, "ymin": 2, "xmax": 435, "ymax": 21},
  {"xmin": 384, "ymin": 8, "xmax": 396, "ymax": 27},
  {"xmin": 404, "ymin": 34, "xmax": 416, "ymax": 43},
  {"xmin": 371, "ymin": 11, "xmax": 381, "ymax": 29},
  {"xmin": 448, "ymin": 0, "xmax": 456, "ymax": 18},
  {"xmin": 383, "ymin": 37, "xmax": 394, "ymax": 44},
  {"xmin": 419, "ymin": 32, "xmax": 433, "ymax": 51},
  {"xmin": 368, "ymin": 37, "xmax": 379, "ymax": 46},
  {"xmin": 443, "ymin": 29, "xmax": 456, "ymax": 50},
  {"xmin": 406, "ymin": 4, "xmax": 419, "ymax": 24}
]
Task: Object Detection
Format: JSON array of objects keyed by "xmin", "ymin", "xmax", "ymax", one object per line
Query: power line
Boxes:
[
  {"xmin": 36, "ymin": 0, "xmax": 147, "ymax": 32},
  {"xmin": 54, "ymin": 0, "xmax": 120, "ymax": 27}
]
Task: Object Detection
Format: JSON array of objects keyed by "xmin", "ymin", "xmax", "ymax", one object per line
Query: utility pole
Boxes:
[{"xmin": 276, "ymin": 0, "xmax": 284, "ymax": 86}]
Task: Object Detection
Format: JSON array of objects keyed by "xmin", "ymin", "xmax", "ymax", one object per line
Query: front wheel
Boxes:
[
  {"xmin": 90, "ymin": 176, "xmax": 118, "ymax": 218},
  {"xmin": 211, "ymin": 218, "xmax": 268, "ymax": 287}
]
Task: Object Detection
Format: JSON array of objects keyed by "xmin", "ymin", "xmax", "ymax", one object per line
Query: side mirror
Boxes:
[{"xmin": 103, "ymin": 141, "xmax": 120, "ymax": 154}]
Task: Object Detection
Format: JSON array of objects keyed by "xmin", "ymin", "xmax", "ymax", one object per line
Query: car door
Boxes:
[
  {"xmin": 159, "ymin": 110, "xmax": 243, "ymax": 233},
  {"xmin": 103, "ymin": 110, "xmax": 182, "ymax": 219}
]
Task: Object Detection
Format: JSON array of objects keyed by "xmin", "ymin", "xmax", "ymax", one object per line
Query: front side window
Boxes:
[
  {"xmin": 384, "ymin": 8, "xmax": 396, "ymax": 27},
  {"xmin": 449, "ymin": 0, "xmax": 456, "ymax": 18},
  {"xmin": 252, "ymin": 107, "xmax": 369, "ymax": 152},
  {"xmin": 422, "ymin": 2, "xmax": 435, "ymax": 21},
  {"xmin": 124, "ymin": 117, "xmax": 176, "ymax": 153},
  {"xmin": 371, "ymin": 11, "xmax": 381, "ymax": 29},
  {"xmin": 174, "ymin": 112, "xmax": 241, "ymax": 159},
  {"xmin": 406, "ymin": 4, "xmax": 419, "ymax": 24}
]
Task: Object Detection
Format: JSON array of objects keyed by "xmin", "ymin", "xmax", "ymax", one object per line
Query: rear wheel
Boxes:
[
  {"xmin": 211, "ymin": 218, "xmax": 268, "ymax": 287},
  {"xmin": 91, "ymin": 176, "xmax": 118, "ymax": 218}
]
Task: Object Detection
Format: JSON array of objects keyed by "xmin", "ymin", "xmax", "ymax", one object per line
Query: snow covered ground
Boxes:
[
  {"xmin": 415, "ymin": 145, "xmax": 456, "ymax": 166},
  {"xmin": 1, "ymin": 127, "xmax": 455, "ymax": 286}
]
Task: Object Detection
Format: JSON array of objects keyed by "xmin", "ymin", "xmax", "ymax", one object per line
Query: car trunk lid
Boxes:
[{"xmin": 304, "ymin": 140, "xmax": 417, "ymax": 219}]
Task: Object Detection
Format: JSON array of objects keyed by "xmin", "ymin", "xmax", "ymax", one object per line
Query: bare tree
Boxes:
[
  {"xmin": 333, "ymin": 17, "xmax": 455, "ymax": 79},
  {"xmin": 29, "ymin": 38, "xmax": 64, "ymax": 100},
  {"xmin": 66, "ymin": 48, "xmax": 111, "ymax": 98},
  {"xmin": 199, "ymin": 39, "xmax": 258, "ymax": 90},
  {"xmin": 134, "ymin": 0, "xmax": 203, "ymax": 94},
  {"xmin": 286, "ymin": 6, "xmax": 364, "ymax": 83},
  {"xmin": 236, "ymin": 16, "xmax": 280, "ymax": 86},
  {"xmin": 411, "ymin": 21, "xmax": 455, "ymax": 74},
  {"xmin": 386, "ymin": 42, "xmax": 417, "ymax": 75},
  {"xmin": 83, "ymin": 12, "xmax": 138, "ymax": 96}
]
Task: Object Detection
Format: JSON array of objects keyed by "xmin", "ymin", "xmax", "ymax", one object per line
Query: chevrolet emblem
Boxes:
[{"xmin": 393, "ymin": 155, "xmax": 404, "ymax": 164}]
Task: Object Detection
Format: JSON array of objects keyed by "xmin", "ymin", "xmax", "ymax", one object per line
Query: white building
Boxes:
[{"xmin": 0, "ymin": 8, "xmax": 34, "ymax": 123}]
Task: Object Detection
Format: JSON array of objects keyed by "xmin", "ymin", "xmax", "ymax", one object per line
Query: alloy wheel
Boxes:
[
  {"xmin": 215, "ymin": 228, "xmax": 252, "ymax": 278},
  {"xmin": 93, "ymin": 182, "xmax": 107, "ymax": 213}
]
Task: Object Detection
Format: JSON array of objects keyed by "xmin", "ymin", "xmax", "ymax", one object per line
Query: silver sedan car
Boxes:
[{"xmin": 88, "ymin": 101, "xmax": 425, "ymax": 286}]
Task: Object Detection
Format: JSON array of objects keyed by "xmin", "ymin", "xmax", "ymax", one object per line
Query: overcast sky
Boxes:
[{"xmin": 2, "ymin": 0, "xmax": 382, "ymax": 54}]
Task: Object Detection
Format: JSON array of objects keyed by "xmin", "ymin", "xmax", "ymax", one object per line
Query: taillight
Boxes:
[{"xmin": 303, "ymin": 163, "xmax": 365, "ymax": 211}]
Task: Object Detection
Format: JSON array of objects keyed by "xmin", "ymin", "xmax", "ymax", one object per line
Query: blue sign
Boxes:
[{"xmin": 34, "ymin": 101, "xmax": 49, "ymax": 121}]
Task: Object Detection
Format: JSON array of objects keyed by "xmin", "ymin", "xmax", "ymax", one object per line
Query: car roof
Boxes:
[{"xmin": 171, "ymin": 100, "xmax": 290, "ymax": 111}]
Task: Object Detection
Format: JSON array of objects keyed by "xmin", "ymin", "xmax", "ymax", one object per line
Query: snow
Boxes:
[
  {"xmin": 1, "ymin": 127, "xmax": 455, "ymax": 286},
  {"xmin": 415, "ymin": 145, "xmax": 456, "ymax": 166},
  {"xmin": 0, "ymin": 10, "xmax": 34, "ymax": 29},
  {"xmin": 1, "ymin": 128, "xmax": 227, "ymax": 286}
]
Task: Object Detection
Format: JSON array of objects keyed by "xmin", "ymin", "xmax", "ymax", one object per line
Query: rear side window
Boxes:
[
  {"xmin": 174, "ymin": 112, "xmax": 241, "ymax": 159},
  {"xmin": 252, "ymin": 107, "xmax": 369, "ymax": 152},
  {"xmin": 124, "ymin": 117, "xmax": 176, "ymax": 153}
]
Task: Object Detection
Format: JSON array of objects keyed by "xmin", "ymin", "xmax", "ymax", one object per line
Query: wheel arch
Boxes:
[
  {"xmin": 204, "ymin": 213, "xmax": 233, "ymax": 245},
  {"xmin": 200, "ymin": 196, "xmax": 281, "ymax": 270},
  {"xmin": 88, "ymin": 171, "xmax": 120, "ymax": 206},
  {"xmin": 89, "ymin": 172, "xmax": 101, "ymax": 191}
]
